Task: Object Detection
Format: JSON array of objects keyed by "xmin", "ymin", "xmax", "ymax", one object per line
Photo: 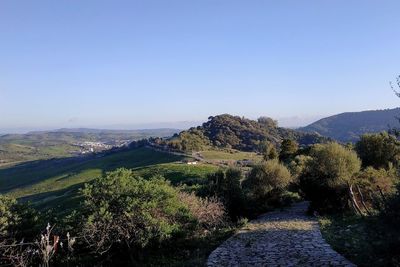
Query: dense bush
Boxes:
[
  {"xmin": 81, "ymin": 168, "xmax": 191, "ymax": 255},
  {"xmin": 279, "ymin": 139, "xmax": 299, "ymax": 162},
  {"xmin": 259, "ymin": 140, "xmax": 278, "ymax": 160},
  {"xmin": 168, "ymin": 129, "xmax": 210, "ymax": 151},
  {"xmin": 242, "ymin": 160, "xmax": 293, "ymax": 211},
  {"xmin": 356, "ymin": 167, "xmax": 397, "ymax": 194},
  {"xmin": 206, "ymin": 168, "xmax": 245, "ymax": 220},
  {"xmin": 178, "ymin": 192, "xmax": 227, "ymax": 230},
  {"xmin": 0, "ymin": 195, "xmax": 38, "ymax": 238},
  {"xmin": 287, "ymin": 155, "xmax": 312, "ymax": 180},
  {"xmin": 354, "ymin": 167, "xmax": 397, "ymax": 212},
  {"xmin": 0, "ymin": 196, "xmax": 43, "ymax": 266},
  {"xmin": 0, "ymin": 195, "xmax": 18, "ymax": 236},
  {"xmin": 300, "ymin": 142, "xmax": 361, "ymax": 213},
  {"xmin": 356, "ymin": 132, "xmax": 400, "ymax": 169}
]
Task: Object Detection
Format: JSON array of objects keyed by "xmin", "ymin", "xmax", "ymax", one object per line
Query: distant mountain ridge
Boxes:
[{"xmin": 300, "ymin": 108, "xmax": 400, "ymax": 142}]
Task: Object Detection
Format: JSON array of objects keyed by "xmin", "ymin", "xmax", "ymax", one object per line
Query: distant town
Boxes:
[{"xmin": 74, "ymin": 140, "xmax": 132, "ymax": 154}]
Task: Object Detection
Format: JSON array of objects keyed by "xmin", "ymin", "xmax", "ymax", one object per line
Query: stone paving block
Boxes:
[{"xmin": 207, "ymin": 202, "xmax": 356, "ymax": 267}]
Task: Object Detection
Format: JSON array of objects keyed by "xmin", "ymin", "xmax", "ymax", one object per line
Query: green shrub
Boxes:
[
  {"xmin": 81, "ymin": 168, "xmax": 191, "ymax": 255},
  {"xmin": 279, "ymin": 139, "xmax": 299, "ymax": 162},
  {"xmin": 0, "ymin": 195, "xmax": 18, "ymax": 236},
  {"xmin": 206, "ymin": 168, "xmax": 245, "ymax": 220},
  {"xmin": 287, "ymin": 155, "xmax": 312, "ymax": 181},
  {"xmin": 300, "ymin": 142, "xmax": 361, "ymax": 213},
  {"xmin": 259, "ymin": 140, "xmax": 278, "ymax": 160},
  {"xmin": 354, "ymin": 167, "xmax": 397, "ymax": 212},
  {"xmin": 356, "ymin": 132, "xmax": 400, "ymax": 169},
  {"xmin": 0, "ymin": 195, "xmax": 38, "ymax": 238},
  {"xmin": 242, "ymin": 159, "xmax": 293, "ymax": 211}
]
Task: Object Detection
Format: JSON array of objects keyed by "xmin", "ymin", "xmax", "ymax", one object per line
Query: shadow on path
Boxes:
[{"xmin": 207, "ymin": 202, "xmax": 355, "ymax": 267}]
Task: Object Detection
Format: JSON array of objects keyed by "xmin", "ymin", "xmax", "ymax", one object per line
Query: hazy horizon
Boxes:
[
  {"xmin": 1, "ymin": 107, "xmax": 399, "ymax": 134},
  {"xmin": 0, "ymin": 114, "xmax": 323, "ymax": 134}
]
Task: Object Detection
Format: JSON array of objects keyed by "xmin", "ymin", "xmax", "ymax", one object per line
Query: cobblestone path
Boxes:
[{"xmin": 207, "ymin": 202, "xmax": 355, "ymax": 267}]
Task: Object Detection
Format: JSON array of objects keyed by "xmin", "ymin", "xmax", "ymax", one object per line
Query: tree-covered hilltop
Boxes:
[
  {"xmin": 300, "ymin": 108, "xmax": 400, "ymax": 142},
  {"xmin": 165, "ymin": 114, "xmax": 327, "ymax": 152}
]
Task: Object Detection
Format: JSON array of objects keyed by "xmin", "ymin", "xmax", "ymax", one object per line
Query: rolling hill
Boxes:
[
  {"xmin": 0, "ymin": 147, "xmax": 217, "ymax": 214},
  {"xmin": 300, "ymin": 108, "xmax": 400, "ymax": 142},
  {"xmin": 165, "ymin": 114, "xmax": 327, "ymax": 152},
  {"xmin": 0, "ymin": 128, "xmax": 179, "ymax": 166},
  {"xmin": 0, "ymin": 114, "xmax": 328, "ymax": 213}
]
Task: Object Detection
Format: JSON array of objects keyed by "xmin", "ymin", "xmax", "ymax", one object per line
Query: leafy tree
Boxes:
[
  {"xmin": 243, "ymin": 160, "xmax": 293, "ymax": 210},
  {"xmin": 287, "ymin": 154, "xmax": 312, "ymax": 180},
  {"xmin": 207, "ymin": 168, "xmax": 244, "ymax": 219},
  {"xmin": 169, "ymin": 129, "xmax": 210, "ymax": 151},
  {"xmin": 300, "ymin": 142, "xmax": 361, "ymax": 212},
  {"xmin": 259, "ymin": 140, "xmax": 278, "ymax": 161},
  {"xmin": 81, "ymin": 169, "xmax": 191, "ymax": 256},
  {"xmin": 279, "ymin": 139, "xmax": 299, "ymax": 162},
  {"xmin": 257, "ymin": 116, "xmax": 278, "ymax": 128},
  {"xmin": 356, "ymin": 132, "xmax": 400, "ymax": 169}
]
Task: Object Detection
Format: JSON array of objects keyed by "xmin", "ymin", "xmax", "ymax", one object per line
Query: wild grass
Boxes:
[
  {"xmin": 200, "ymin": 149, "xmax": 262, "ymax": 161},
  {"xmin": 0, "ymin": 147, "xmax": 217, "ymax": 215},
  {"xmin": 319, "ymin": 215, "xmax": 400, "ymax": 267}
]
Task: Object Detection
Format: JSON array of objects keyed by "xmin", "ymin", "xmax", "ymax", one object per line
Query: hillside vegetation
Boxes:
[
  {"xmin": 0, "ymin": 128, "xmax": 179, "ymax": 166},
  {"xmin": 166, "ymin": 114, "xmax": 326, "ymax": 152},
  {"xmin": 300, "ymin": 108, "xmax": 400, "ymax": 142},
  {"xmin": 0, "ymin": 147, "xmax": 217, "ymax": 213}
]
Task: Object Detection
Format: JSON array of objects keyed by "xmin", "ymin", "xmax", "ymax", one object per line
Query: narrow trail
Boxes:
[{"xmin": 207, "ymin": 202, "xmax": 355, "ymax": 267}]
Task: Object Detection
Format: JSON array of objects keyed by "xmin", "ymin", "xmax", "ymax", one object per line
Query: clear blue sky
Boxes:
[{"xmin": 1, "ymin": 1, "xmax": 400, "ymax": 132}]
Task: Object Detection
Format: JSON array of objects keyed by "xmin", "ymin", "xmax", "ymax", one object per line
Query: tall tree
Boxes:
[{"xmin": 279, "ymin": 139, "xmax": 299, "ymax": 162}]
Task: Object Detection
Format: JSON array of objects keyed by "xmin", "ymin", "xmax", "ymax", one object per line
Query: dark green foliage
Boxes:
[
  {"xmin": 384, "ymin": 184, "xmax": 400, "ymax": 227},
  {"xmin": 355, "ymin": 167, "xmax": 397, "ymax": 194},
  {"xmin": 81, "ymin": 168, "xmax": 191, "ymax": 254},
  {"xmin": 0, "ymin": 195, "xmax": 38, "ymax": 238},
  {"xmin": 257, "ymin": 116, "xmax": 278, "ymax": 128},
  {"xmin": 279, "ymin": 139, "xmax": 299, "ymax": 162},
  {"xmin": 242, "ymin": 160, "xmax": 293, "ymax": 212},
  {"xmin": 206, "ymin": 168, "xmax": 245, "ymax": 220},
  {"xmin": 168, "ymin": 129, "xmax": 210, "ymax": 151},
  {"xmin": 300, "ymin": 107, "xmax": 400, "ymax": 142},
  {"xmin": 259, "ymin": 140, "xmax": 278, "ymax": 161},
  {"xmin": 202, "ymin": 115, "xmax": 273, "ymax": 150},
  {"xmin": 300, "ymin": 142, "xmax": 361, "ymax": 213},
  {"xmin": 167, "ymin": 114, "xmax": 326, "ymax": 152},
  {"xmin": 287, "ymin": 155, "xmax": 312, "ymax": 182},
  {"xmin": 355, "ymin": 132, "xmax": 400, "ymax": 169},
  {"xmin": 319, "ymin": 214, "xmax": 400, "ymax": 267},
  {"xmin": 354, "ymin": 167, "xmax": 397, "ymax": 211}
]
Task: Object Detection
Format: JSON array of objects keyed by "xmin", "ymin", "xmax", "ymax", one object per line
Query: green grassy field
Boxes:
[
  {"xmin": 0, "ymin": 143, "xmax": 74, "ymax": 166},
  {"xmin": 0, "ymin": 147, "xmax": 217, "ymax": 213},
  {"xmin": 200, "ymin": 149, "xmax": 262, "ymax": 161},
  {"xmin": 0, "ymin": 129, "xmax": 179, "ymax": 166}
]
